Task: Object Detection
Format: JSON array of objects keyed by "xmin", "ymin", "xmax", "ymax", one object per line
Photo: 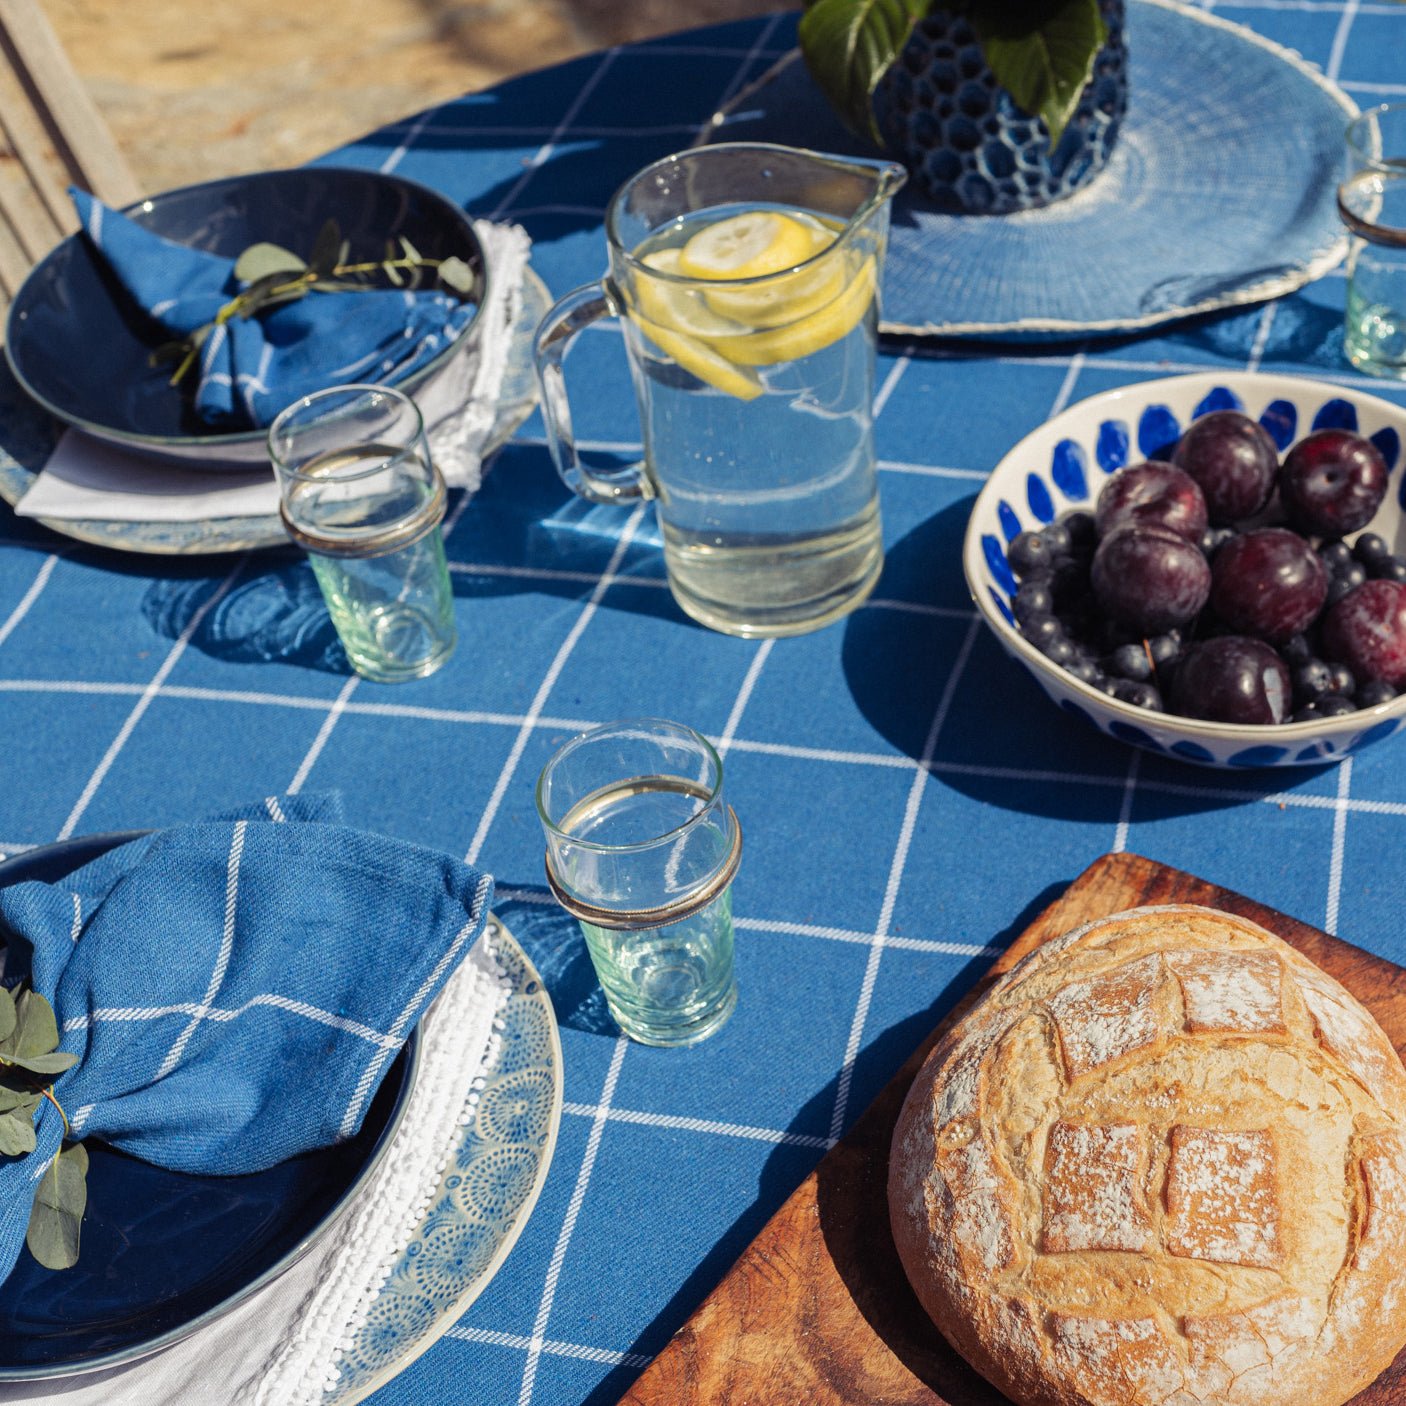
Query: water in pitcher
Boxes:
[{"xmin": 620, "ymin": 203, "xmax": 884, "ymax": 637}]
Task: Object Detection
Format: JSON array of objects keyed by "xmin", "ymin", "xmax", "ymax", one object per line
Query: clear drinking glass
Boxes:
[
  {"xmin": 268, "ymin": 385, "xmax": 456, "ymax": 682},
  {"xmin": 536, "ymin": 719, "xmax": 741, "ymax": 1047},
  {"xmin": 1340, "ymin": 168, "xmax": 1406, "ymax": 380},
  {"xmin": 533, "ymin": 143, "xmax": 905, "ymax": 639},
  {"xmin": 1346, "ymin": 103, "xmax": 1406, "ymax": 177}
]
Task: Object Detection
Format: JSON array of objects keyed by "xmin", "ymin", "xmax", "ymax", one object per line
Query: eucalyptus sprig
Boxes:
[
  {"xmin": 151, "ymin": 217, "xmax": 480, "ymax": 389},
  {"xmin": 0, "ymin": 982, "xmax": 84, "ymax": 1270}
]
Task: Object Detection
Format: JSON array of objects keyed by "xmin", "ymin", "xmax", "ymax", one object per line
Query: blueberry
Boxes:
[
  {"xmin": 1358, "ymin": 679, "xmax": 1398, "ymax": 708},
  {"xmin": 1353, "ymin": 532, "xmax": 1391, "ymax": 566},
  {"xmin": 1327, "ymin": 662, "xmax": 1356, "ymax": 698},
  {"xmin": 1326, "ymin": 575, "xmax": 1358, "ymax": 606},
  {"xmin": 1372, "ymin": 557, "xmax": 1406, "ymax": 583},
  {"xmin": 1043, "ymin": 636, "xmax": 1076, "ymax": 665},
  {"xmin": 1319, "ymin": 540, "xmax": 1353, "ymax": 571},
  {"xmin": 1293, "ymin": 702, "xmax": 1322, "ymax": 722},
  {"xmin": 1067, "ymin": 657, "xmax": 1104, "ymax": 686},
  {"xmin": 1014, "ymin": 582, "xmax": 1055, "ymax": 624},
  {"xmin": 1318, "ymin": 694, "xmax": 1356, "ymax": 717},
  {"xmin": 1039, "ymin": 521, "xmax": 1072, "ymax": 556},
  {"xmin": 1021, "ymin": 612, "xmax": 1063, "ymax": 649},
  {"xmin": 1112, "ymin": 679, "xmax": 1163, "ymax": 711},
  {"xmin": 1061, "ymin": 511, "xmax": 1098, "ymax": 554},
  {"xmin": 1337, "ymin": 562, "xmax": 1368, "ymax": 593},
  {"xmin": 1108, "ymin": 641, "xmax": 1154, "ymax": 682},
  {"xmin": 1292, "ymin": 659, "xmax": 1333, "ymax": 703},
  {"xmin": 1280, "ymin": 633, "xmax": 1315, "ymax": 666},
  {"xmin": 1200, "ymin": 526, "xmax": 1235, "ymax": 558},
  {"xmin": 1147, "ymin": 633, "xmax": 1183, "ymax": 668},
  {"xmin": 1009, "ymin": 530, "xmax": 1055, "ymax": 577}
]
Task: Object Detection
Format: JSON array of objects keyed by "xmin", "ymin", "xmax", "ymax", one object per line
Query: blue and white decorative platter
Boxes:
[
  {"xmin": 962, "ymin": 372, "xmax": 1406, "ymax": 768},
  {"xmin": 330, "ymin": 912, "xmax": 562, "ymax": 1405},
  {"xmin": 0, "ymin": 270, "xmax": 548, "ymax": 556},
  {"xmin": 702, "ymin": 0, "xmax": 1355, "ymax": 339}
]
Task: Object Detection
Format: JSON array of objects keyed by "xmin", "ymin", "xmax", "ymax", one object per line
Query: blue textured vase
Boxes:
[{"xmin": 875, "ymin": 0, "xmax": 1128, "ymax": 214}]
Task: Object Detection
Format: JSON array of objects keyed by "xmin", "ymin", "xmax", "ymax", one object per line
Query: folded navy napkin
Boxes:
[
  {"xmin": 0, "ymin": 794, "xmax": 493, "ymax": 1286},
  {"xmin": 71, "ymin": 189, "xmax": 479, "ymax": 430}
]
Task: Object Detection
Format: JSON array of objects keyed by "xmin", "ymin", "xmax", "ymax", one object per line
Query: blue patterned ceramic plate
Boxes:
[
  {"xmin": 0, "ymin": 835, "xmax": 561, "ymax": 1395},
  {"xmin": 0, "ymin": 269, "xmax": 548, "ymax": 556},
  {"xmin": 328, "ymin": 912, "xmax": 561, "ymax": 1405},
  {"xmin": 962, "ymin": 372, "xmax": 1406, "ymax": 768},
  {"xmin": 701, "ymin": 0, "xmax": 1355, "ymax": 339}
]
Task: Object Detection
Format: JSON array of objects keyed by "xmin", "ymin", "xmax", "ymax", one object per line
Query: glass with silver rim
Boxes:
[{"xmin": 536, "ymin": 719, "xmax": 741, "ymax": 1047}]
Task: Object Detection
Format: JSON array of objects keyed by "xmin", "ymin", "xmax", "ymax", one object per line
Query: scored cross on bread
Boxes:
[{"xmin": 889, "ymin": 905, "xmax": 1406, "ymax": 1406}]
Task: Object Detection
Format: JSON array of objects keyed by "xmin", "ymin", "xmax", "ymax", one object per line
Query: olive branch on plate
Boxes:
[
  {"xmin": 0, "ymin": 982, "xmax": 85, "ymax": 1270},
  {"xmin": 150, "ymin": 216, "xmax": 481, "ymax": 388}
]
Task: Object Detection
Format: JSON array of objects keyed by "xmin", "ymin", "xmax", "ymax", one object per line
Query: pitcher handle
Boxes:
[{"xmin": 532, "ymin": 281, "xmax": 651, "ymax": 505}]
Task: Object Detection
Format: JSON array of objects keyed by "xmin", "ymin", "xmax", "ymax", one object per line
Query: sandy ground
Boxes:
[{"xmin": 47, "ymin": 0, "xmax": 795, "ymax": 194}]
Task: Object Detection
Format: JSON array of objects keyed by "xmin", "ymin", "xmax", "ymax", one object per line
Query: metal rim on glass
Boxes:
[
  {"xmin": 1346, "ymin": 103, "xmax": 1406, "ymax": 176},
  {"xmin": 267, "ymin": 384, "xmax": 447, "ymax": 559},
  {"xmin": 1339, "ymin": 168, "xmax": 1406, "ymax": 249},
  {"xmin": 535, "ymin": 718, "xmax": 741, "ymax": 932}
]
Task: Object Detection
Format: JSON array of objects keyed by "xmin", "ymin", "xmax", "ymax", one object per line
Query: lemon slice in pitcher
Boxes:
[
  {"xmin": 631, "ymin": 249, "xmax": 749, "ymax": 337},
  {"xmin": 676, "ymin": 210, "xmax": 816, "ymax": 281},
  {"xmin": 632, "ymin": 314, "xmax": 763, "ymax": 401},
  {"xmin": 700, "ymin": 220, "xmax": 844, "ymax": 328},
  {"xmin": 707, "ymin": 257, "xmax": 877, "ymax": 368}
]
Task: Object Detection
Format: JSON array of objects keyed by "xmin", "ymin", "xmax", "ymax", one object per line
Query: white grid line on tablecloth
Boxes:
[
  {"xmin": 489, "ymin": 48, "xmax": 620, "ymax": 222},
  {"xmin": 11, "ymin": 675, "xmax": 1406, "ymax": 817},
  {"xmin": 377, "ymin": 110, "xmax": 435, "ymax": 176},
  {"xmin": 1326, "ymin": 756, "xmax": 1355, "ymax": 935},
  {"xmin": 1247, "ymin": 302, "xmax": 1278, "ymax": 373},
  {"xmin": 872, "ymin": 354, "xmax": 912, "ymax": 420},
  {"xmin": 1348, "ymin": 80, "xmax": 1406, "ymax": 95},
  {"xmin": 718, "ymin": 640, "xmax": 774, "ymax": 756},
  {"xmin": 829, "ymin": 613, "xmax": 983, "ymax": 1141},
  {"xmin": 519, "ymin": 1035, "xmax": 629, "ymax": 1406},
  {"xmin": 446, "ymin": 1325, "xmax": 652, "ymax": 1369},
  {"xmin": 560, "ymin": 1101, "xmax": 836, "ymax": 1150},
  {"xmin": 1326, "ymin": 0, "xmax": 1361, "ymax": 79},
  {"xmin": 0, "ymin": 552, "xmax": 58, "ymax": 650},
  {"xmin": 700, "ymin": 12, "xmax": 787, "ymax": 130},
  {"xmin": 288, "ymin": 674, "xmax": 360, "ymax": 795},
  {"xmin": 55, "ymin": 561, "xmax": 246, "ymax": 842},
  {"xmin": 1112, "ymin": 749, "xmax": 1142, "ymax": 855},
  {"xmin": 465, "ymin": 506, "xmax": 648, "ymax": 868},
  {"xmin": 493, "ymin": 885, "xmax": 1001, "ymax": 956}
]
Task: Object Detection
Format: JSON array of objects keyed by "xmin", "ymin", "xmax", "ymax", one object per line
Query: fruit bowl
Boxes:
[{"xmin": 962, "ymin": 372, "xmax": 1406, "ymax": 767}]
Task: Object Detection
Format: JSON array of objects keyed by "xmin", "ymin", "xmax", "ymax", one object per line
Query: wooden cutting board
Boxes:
[{"xmin": 619, "ymin": 852, "xmax": 1406, "ymax": 1406}]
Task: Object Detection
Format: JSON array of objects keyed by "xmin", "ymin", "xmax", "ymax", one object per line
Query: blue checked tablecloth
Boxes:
[{"xmin": 1, "ymin": 6, "xmax": 1405, "ymax": 1404}]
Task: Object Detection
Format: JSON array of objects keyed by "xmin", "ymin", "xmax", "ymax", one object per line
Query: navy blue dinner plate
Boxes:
[
  {"xmin": 0, "ymin": 832, "xmax": 419, "ymax": 1379},
  {"xmin": 4, "ymin": 166, "xmax": 486, "ymax": 469}
]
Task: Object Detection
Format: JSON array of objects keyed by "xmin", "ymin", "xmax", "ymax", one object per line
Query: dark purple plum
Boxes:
[
  {"xmin": 1207, "ymin": 527, "xmax": 1328, "ymax": 644},
  {"xmin": 1094, "ymin": 461, "xmax": 1208, "ymax": 542},
  {"xmin": 1171, "ymin": 410, "xmax": 1279, "ymax": 525},
  {"xmin": 1321, "ymin": 579, "xmax": 1406, "ymax": 687},
  {"xmin": 1168, "ymin": 636, "xmax": 1292, "ymax": 724},
  {"xmin": 1090, "ymin": 526, "xmax": 1211, "ymax": 635},
  {"xmin": 1279, "ymin": 430, "xmax": 1388, "ymax": 537}
]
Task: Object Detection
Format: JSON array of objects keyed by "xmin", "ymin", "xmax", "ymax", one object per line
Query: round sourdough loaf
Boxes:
[{"xmin": 888, "ymin": 904, "xmax": 1406, "ymax": 1406}]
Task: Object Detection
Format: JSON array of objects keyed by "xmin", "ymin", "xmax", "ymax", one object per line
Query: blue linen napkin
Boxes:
[
  {"xmin": 71, "ymin": 189, "xmax": 479, "ymax": 430},
  {"xmin": 0, "ymin": 794, "xmax": 493, "ymax": 1285}
]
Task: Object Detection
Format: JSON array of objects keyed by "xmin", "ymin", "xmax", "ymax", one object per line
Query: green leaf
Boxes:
[
  {"xmin": 971, "ymin": 0, "xmax": 1106, "ymax": 148},
  {"xmin": 0, "ymin": 1050, "xmax": 77, "ymax": 1076},
  {"xmin": 0, "ymin": 1085, "xmax": 39, "ymax": 1114},
  {"xmin": 0, "ymin": 1110, "xmax": 34, "ymax": 1156},
  {"xmin": 309, "ymin": 219, "xmax": 341, "ymax": 279},
  {"xmin": 0, "ymin": 987, "xmax": 16, "ymax": 1046},
  {"xmin": 798, "ymin": 0, "xmax": 928, "ymax": 143},
  {"xmin": 26, "ymin": 1143, "xmax": 87, "ymax": 1271},
  {"xmin": 437, "ymin": 256, "xmax": 477, "ymax": 296},
  {"xmin": 12, "ymin": 989, "xmax": 58, "ymax": 1059},
  {"xmin": 233, "ymin": 241, "xmax": 306, "ymax": 284}
]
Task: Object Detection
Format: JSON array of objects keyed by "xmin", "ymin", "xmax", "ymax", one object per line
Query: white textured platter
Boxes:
[
  {"xmin": 700, "ymin": 0, "xmax": 1355, "ymax": 339},
  {"xmin": 331, "ymin": 913, "xmax": 562, "ymax": 1404},
  {"xmin": 0, "ymin": 271, "xmax": 548, "ymax": 556}
]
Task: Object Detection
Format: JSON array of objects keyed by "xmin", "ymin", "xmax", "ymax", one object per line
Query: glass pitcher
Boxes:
[{"xmin": 533, "ymin": 142, "xmax": 906, "ymax": 638}]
